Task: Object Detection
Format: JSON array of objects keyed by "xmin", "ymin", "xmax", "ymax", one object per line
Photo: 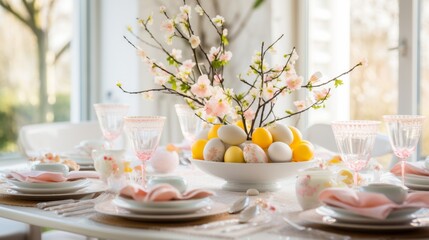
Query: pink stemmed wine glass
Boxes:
[
  {"xmin": 331, "ymin": 120, "xmax": 380, "ymax": 188},
  {"xmin": 383, "ymin": 115, "xmax": 425, "ymax": 186},
  {"xmin": 94, "ymin": 103, "xmax": 129, "ymax": 149},
  {"xmin": 124, "ymin": 116, "xmax": 166, "ymax": 188}
]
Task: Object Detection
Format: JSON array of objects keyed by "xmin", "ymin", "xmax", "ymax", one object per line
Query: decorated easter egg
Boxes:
[
  {"xmin": 218, "ymin": 125, "xmax": 247, "ymax": 145},
  {"xmin": 243, "ymin": 143, "xmax": 268, "ymax": 163},
  {"xmin": 151, "ymin": 148, "xmax": 180, "ymax": 173},
  {"xmin": 267, "ymin": 123, "xmax": 294, "ymax": 145},
  {"xmin": 224, "ymin": 146, "xmax": 245, "ymax": 163},
  {"xmin": 268, "ymin": 142, "xmax": 292, "ymax": 162},
  {"xmin": 203, "ymin": 138, "xmax": 226, "ymax": 162}
]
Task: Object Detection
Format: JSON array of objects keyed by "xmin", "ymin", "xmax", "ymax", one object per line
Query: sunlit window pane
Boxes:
[{"xmin": 420, "ymin": 0, "xmax": 429, "ymax": 157}]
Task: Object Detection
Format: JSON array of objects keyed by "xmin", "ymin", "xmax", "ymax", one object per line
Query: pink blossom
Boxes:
[
  {"xmin": 213, "ymin": 74, "xmax": 222, "ymax": 85},
  {"xmin": 190, "ymin": 75, "xmax": 213, "ymax": 98},
  {"xmin": 244, "ymin": 109, "xmax": 256, "ymax": 121},
  {"xmin": 189, "ymin": 35, "xmax": 201, "ymax": 49},
  {"xmin": 294, "ymin": 100, "xmax": 306, "ymax": 111},
  {"xmin": 182, "ymin": 59, "xmax": 195, "ymax": 69},
  {"xmin": 208, "ymin": 47, "xmax": 221, "ymax": 61},
  {"xmin": 286, "ymin": 76, "xmax": 303, "ymax": 91},
  {"xmin": 204, "ymin": 97, "xmax": 231, "ymax": 118},
  {"xmin": 161, "ymin": 19, "xmax": 175, "ymax": 34},
  {"xmin": 314, "ymin": 88, "xmax": 330, "ymax": 101},
  {"xmin": 220, "ymin": 51, "xmax": 232, "ymax": 62},
  {"xmin": 263, "ymin": 82, "xmax": 275, "ymax": 100},
  {"xmin": 171, "ymin": 49, "xmax": 182, "ymax": 60},
  {"xmin": 309, "ymin": 71, "xmax": 322, "ymax": 84}
]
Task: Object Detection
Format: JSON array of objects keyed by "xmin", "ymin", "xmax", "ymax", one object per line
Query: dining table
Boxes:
[{"xmin": 1, "ymin": 155, "xmax": 429, "ymax": 240}]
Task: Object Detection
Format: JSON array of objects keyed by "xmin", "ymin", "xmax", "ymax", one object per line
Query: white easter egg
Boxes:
[
  {"xmin": 203, "ymin": 138, "xmax": 226, "ymax": 162},
  {"xmin": 243, "ymin": 143, "xmax": 268, "ymax": 163},
  {"xmin": 268, "ymin": 142, "xmax": 292, "ymax": 162},
  {"xmin": 267, "ymin": 123, "xmax": 293, "ymax": 144},
  {"xmin": 150, "ymin": 149, "xmax": 180, "ymax": 173},
  {"xmin": 218, "ymin": 125, "xmax": 247, "ymax": 145}
]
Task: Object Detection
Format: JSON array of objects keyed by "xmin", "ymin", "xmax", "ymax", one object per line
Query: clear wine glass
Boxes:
[
  {"xmin": 331, "ymin": 120, "xmax": 380, "ymax": 188},
  {"xmin": 124, "ymin": 116, "xmax": 166, "ymax": 188},
  {"xmin": 175, "ymin": 104, "xmax": 204, "ymax": 143},
  {"xmin": 383, "ymin": 115, "xmax": 425, "ymax": 186},
  {"xmin": 94, "ymin": 103, "xmax": 129, "ymax": 149}
]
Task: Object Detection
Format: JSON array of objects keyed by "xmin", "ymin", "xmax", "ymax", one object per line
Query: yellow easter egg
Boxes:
[
  {"xmin": 208, "ymin": 125, "xmax": 222, "ymax": 139},
  {"xmin": 291, "ymin": 141, "xmax": 314, "ymax": 162},
  {"xmin": 191, "ymin": 139, "xmax": 208, "ymax": 160},
  {"xmin": 224, "ymin": 146, "xmax": 245, "ymax": 163},
  {"xmin": 251, "ymin": 127, "xmax": 273, "ymax": 149},
  {"xmin": 288, "ymin": 126, "xmax": 303, "ymax": 146}
]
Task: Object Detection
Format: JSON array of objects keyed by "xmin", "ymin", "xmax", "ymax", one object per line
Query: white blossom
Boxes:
[
  {"xmin": 189, "ymin": 35, "xmax": 201, "ymax": 49},
  {"xmin": 212, "ymin": 15, "xmax": 225, "ymax": 27}
]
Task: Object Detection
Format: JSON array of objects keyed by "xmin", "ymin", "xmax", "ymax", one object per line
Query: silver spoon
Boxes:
[
  {"xmin": 228, "ymin": 196, "xmax": 250, "ymax": 214},
  {"xmin": 239, "ymin": 204, "xmax": 260, "ymax": 223}
]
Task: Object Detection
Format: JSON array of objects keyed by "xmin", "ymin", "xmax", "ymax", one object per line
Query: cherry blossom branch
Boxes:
[{"xmin": 303, "ymin": 62, "xmax": 362, "ymax": 89}]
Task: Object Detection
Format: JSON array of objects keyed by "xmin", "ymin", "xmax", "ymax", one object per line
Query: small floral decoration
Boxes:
[{"xmin": 117, "ymin": 1, "xmax": 364, "ymax": 140}]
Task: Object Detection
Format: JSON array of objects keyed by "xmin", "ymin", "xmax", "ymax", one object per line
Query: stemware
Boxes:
[
  {"xmin": 331, "ymin": 120, "xmax": 380, "ymax": 188},
  {"xmin": 175, "ymin": 104, "xmax": 204, "ymax": 144},
  {"xmin": 94, "ymin": 103, "xmax": 129, "ymax": 149},
  {"xmin": 123, "ymin": 116, "xmax": 166, "ymax": 188},
  {"xmin": 383, "ymin": 115, "xmax": 425, "ymax": 185}
]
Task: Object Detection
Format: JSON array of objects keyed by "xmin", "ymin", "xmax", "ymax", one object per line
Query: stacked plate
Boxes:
[
  {"xmin": 300, "ymin": 205, "xmax": 426, "ymax": 231},
  {"xmin": 2, "ymin": 178, "xmax": 107, "ymax": 200},
  {"xmin": 405, "ymin": 174, "xmax": 429, "ymax": 190},
  {"xmin": 94, "ymin": 196, "xmax": 229, "ymax": 222}
]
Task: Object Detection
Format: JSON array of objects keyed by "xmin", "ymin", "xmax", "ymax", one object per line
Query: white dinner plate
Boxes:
[
  {"xmin": 113, "ymin": 197, "xmax": 211, "ymax": 215},
  {"xmin": 405, "ymin": 174, "xmax": 429, "ymax": 185},
  {"xmin": 317, "ymin": 206, "xmax": 417, "ymax": 224},
  {"xmin": 325, "ymin": 205, "xmax": 420, "ymax": 219},
  {"xmin": 7, "ymin": 179, "xmax": 89, "ymax": 189},
  {"xmin": 300, "ymin": 209, "xmax": 429, "ymax": 232},
  {"xmin": 116, "ymin": 195, "xmax": 209, "ymax": 209},
  {"xmin": 405, "ymin": 182, "xmax": 429, "ymax": 190},
  {"xmin": 10, "ymin": 180, "xmax": 90, "ymax": 194},
  {"xmin": 95, "ymin": 200, "xmax": 228, "ymax": 222},
  {"xmin": 0, "ymin": 180, "xmax": 107, "ymax": 200}
]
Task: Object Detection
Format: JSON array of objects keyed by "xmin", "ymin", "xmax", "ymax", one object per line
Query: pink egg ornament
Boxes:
[{"xmin": 150, "ymin": 148, "xmax": 180, "ymax": 173}]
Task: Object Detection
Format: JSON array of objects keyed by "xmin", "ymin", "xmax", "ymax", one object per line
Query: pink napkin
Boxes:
[
  {"xmin": 319, "ymin": 188, "xmax": 429, "ymax": 219},
  {"xmin": 8, "ymin": 171, "xmax": 100, "ymax": 183},
  {"xmin": 119, "ymin": 183, "xmax": 214, "ymax": 202},
  {"xmin": 390, "ymin": 162, "xmax": 429, "ymax": 177}
]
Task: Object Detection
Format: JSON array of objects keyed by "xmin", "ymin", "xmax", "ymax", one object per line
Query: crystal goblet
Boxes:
[
  {"xmin": 175, "ymin": 104, "xmax": 204, "ymax": 143},
  {"xmin": 331, "ymin": 120, "xmax": 380, "ymax": 188},
  {"xmin": 124, "ymin": 116, "xmax": 166, "ymax": 188},
  {"xmin": 94, "ymin": 103, "xmax": 129, "ymax": 149},
  {"xmin": 383, "ymin": 115, "xmax": 425, "ymax": 186}
]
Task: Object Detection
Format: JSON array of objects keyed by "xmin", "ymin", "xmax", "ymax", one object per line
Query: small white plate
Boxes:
[
  {"xmin": 300, "ymin": 209, "xmax": 428, "ymax": 232},
  {"xmin": 117, "ymin": 195, "xmax": 209, "ymax": 209},
  {"xmin": 7, "ymin": 179, "xmax": 89, "ymax": 189},
  {"xmin": 10, "ymin": 180, "xmax": 90, "ymax": 194},
  {"xmin": 113, "ymin": 197, "xmax": 211, "ymax": 214},
  {"xmin": 0, "ymin": 180, "xmax": 107, "ymax": 200},
  {"xmin": 325, "ymin": 205, "xmax": 420, "ymax": 219},
  {"xmin": 317, "ymin": 206, "xmax": 417, "ymax": 224},
  {"xmin": 405, "ymin": 174, "xmax": 429, "ymax": 185},
  {"xmin": 95, "ymin": 200, "xmax": 228, "ymax": 222}
]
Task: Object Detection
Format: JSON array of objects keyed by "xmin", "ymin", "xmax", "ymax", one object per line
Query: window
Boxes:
[{"xmin": 0, "ymin": 0, "xmax": 73, "ymax": 153}]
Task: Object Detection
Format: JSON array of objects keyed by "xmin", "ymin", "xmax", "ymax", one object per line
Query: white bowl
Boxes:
[{"xmin": 190, "ymin": 159, "xmax": 315, "ymax": 192}]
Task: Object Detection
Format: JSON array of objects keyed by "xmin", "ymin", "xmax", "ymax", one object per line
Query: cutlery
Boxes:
[
  {"xmin": 228, "ymin": 196, "xmax": 250, "ymax": 214},
  {"xmin": 282, "ymin": 216, "xmax": 351, "ymax": 240},
  {"xmin": 239, "ymin": 204, "xmax": 260, "ymax": 223}
]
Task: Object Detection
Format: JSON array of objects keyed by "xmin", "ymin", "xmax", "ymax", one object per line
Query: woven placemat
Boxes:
[
  {"xmin": 0, "ymin": 195, "xmax": 37, "ymax": 207},
  {"xmin": 91, "ymin": 212, "xmax": 234, "ymax": 229}
]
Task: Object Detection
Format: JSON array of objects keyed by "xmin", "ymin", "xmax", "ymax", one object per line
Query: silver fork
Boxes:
[{"xmin": 282, "ymin": 216, "xmax": 351, "ymax": 240}]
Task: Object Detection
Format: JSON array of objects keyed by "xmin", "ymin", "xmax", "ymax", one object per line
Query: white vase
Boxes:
[{"xmin": 295, "ymin": 168, "xmax": 335, "ymax": 210}]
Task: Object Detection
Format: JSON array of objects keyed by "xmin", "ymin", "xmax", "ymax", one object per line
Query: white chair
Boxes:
[
  {"xmin": 18, "ymin": 121, "xmax": 102, "ymax": 156},
  {"xmin": 304, "ymin": 123, "xmax": 393, "ymax": 157}
]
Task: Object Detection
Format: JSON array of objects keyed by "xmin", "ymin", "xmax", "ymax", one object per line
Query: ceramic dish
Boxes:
[
  {"xmin": 7, "ymin": 179, "xmax": 89, "ymax": 189},
  {"xmin": 405, "ymin": 182, "xmax": 429, "ymax": 190},
  {"xmin": 300, "ymin": 209, "xmax": 428, "ymax": 232},
  {"xmin": 95, "ymin": 200, "xmax": 228, "ymax": 222},
  {"xmin": 116, "ymin": 195, "xmax": 209, "ymax": 209},
  {"xmin": 405, "ymin": 174, "xmax": 429, "ymax": 185},
  {"xmin": 113, "ymin": 197, "xmax": 211, "ymax": 214},
  {"xmin": 0, "ymin": 180, "xmax": 107, "ymax": 200},
  {"xmin": 9, "ymin": 180, "xmax": 90, "ymax": 194},
  {"xmin": 190, "ymin": 159, "xmax": 315, "ymax": 191},
  {"xmin": 317, "ymin": 206, "xmax": 417, "ymax": 224},
  {"xmin": 325, "ymin": 205, "xmax": 420, "ymax": 219}
]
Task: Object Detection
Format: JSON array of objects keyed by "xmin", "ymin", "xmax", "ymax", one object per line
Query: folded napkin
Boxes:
[
  {"xmin": 319, "ymin": 188, "xmax": 429, "ymax": 219},
  {"xmin": 8, "ymin": 170, "xmax": 100, "ymax": 183},
  {"xmin": 119, "ymin": 183, "xmax": 214, "ymax": 202},
  {"xmin": 390, "ymin": 162, "xmax": 429, "ymax": 177}
]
